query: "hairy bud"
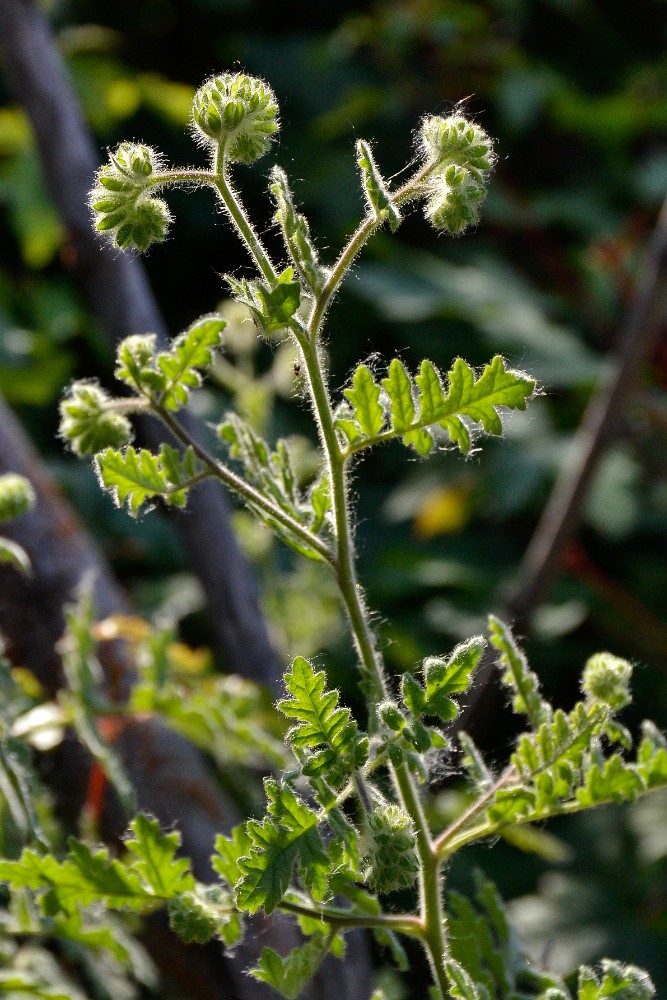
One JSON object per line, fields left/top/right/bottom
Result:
{"left": 191, "top": 72, "right": 279, "bottom": 164}
{"left": 418, "top": 114, "right": 495, "bottom": 236}
{"left": 59, "top": 382, "right": 134, "bottom": 457}
{"left": 363, "top": 804, "right": 419, "bottom": 894}
{"left": 0, "top": 473, "right": 35, "bottom": 524}
{"left": 89, "top": 142, "right": 172, "bottom": 252}
{"left": 582, "top": 653, "right": 633, "bottom": 712}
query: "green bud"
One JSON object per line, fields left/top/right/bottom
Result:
{"left": 90, "top": 143, "right": 172, "bottom": 252}
{"left": 420, "top": 115, "right": 495, "bottom": 174}
{"left": 191, "top": 72, "right": 279, "bottom": 164}
{"left": 59, "top": 382, "right": 133, "bottom": 458}
{"left": 0, "top": 473, "right": 35, "bottom": 524}
{"left": 582, "top": 653, "right": 633, "bottom": 712}
{"left": 417, "top": 113, "right": 495, "bottom": 236}
{"left": 363, "top": 804, "right": 419, "bottom": 894}
{"left": 378, "top": 700, "right": 405, "bottom": 732}
{"left": 424, "top": 168, "right": 487, "bottom": 235}
{"left": 168, "top": 887, "right": 221, "bottom": 944}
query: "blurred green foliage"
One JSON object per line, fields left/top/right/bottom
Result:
{"left": 1, "top": 0, "right": 667, "bottom": 993}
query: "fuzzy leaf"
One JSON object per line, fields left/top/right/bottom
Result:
{"left": 212, "top": 824, "right": 253, "bottom": 888}
{"left": 95, "top": 444, "right": 198, "bottom": 515}
{"left": 278, "top": 656, "right": 368, "bottom": 785}
{"left": 0, "top": 846, "right": 148, "bottom": 916}
{"left": 338, "top": 355, "right": 534, "bottom": 457}
{"left": 236, "top": 780, "right": 330, "bottom": 914}
{"left": 343, "top": 365, "right": 384, "bottom": 438}
{"left": 156, "top": 314, "right": 225, "bottom": 410}
{"left": 124, "top": 814, "right": 194, "bottom": 897}
{"left": 489, "top": 616, "right": 551, "bottom": 729}
{"left": 382, "top": 358, "right": 415, "bottom": 433}
{"left": 421, "top": 637, "right": 485, "bottom": 721}
{"left": 252, "top": 934, "right": 331, "bottom": 999}
{"left": 575, "top": 755, "right": 645, "bottom": 808}
{"left": 356, "top": 139, "right": 401, "bottom": 231}
{"left": 578, "top": 960, "right": 655, "bottom": 999}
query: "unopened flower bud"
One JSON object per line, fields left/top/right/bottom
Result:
{"left": 191, "top": 72, "right": 279, "bottom": 164}
{"left": 0, "top": 473, "right": 35, "bottom": 524}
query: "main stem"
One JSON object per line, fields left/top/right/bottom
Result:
{"left": 215, "top": 156, "right": 451, "bottom": 997}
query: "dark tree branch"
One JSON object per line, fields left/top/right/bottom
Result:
{"left": 506, "top": 195, "right": 667, "bottom": 628}
{"left": 0, "top": 0, "right": 283, "bottom": 690}
{"left": 453, "top": 196, "right": 667, "bottom": 735}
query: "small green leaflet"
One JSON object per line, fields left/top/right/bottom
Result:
{"left": 212, "top": 824, "right": 253, "bottom": 888}
{"left": 278, "top": 656, "right": 368, "bottom": 785}
{"left": 252, "top": 933, "right": 332, "bottom": 999}
{"left": 124, "top": 814, "right": 194, "bottom": 897}
{"left": 236, "top": 779, "right": 330, "bottom": 914}
{"left": 156, "top": 315, "right": 226, "bottom": 410}
{"left": 336, "top": 355, "right": 535, "bottom": 457}
{"left": 0, "top": 815, "right": 194, "bottom": 917}
{"left": 445, "top": 959, "right": 481, "bottom": 1000}
{"left": 578, "top": 960, "right": 655, "bottom": 999}
{"left": 356, "top": 139, "right": 401, "bottom": 231}
{"left": 343, "top": 364, "right": 384, "bottom": 438}
{"left": 400, "top": 638, "right": 484, "bottom": 724}
{"left": 227, "top": 269, "right": 301, "bottom": 335}
{"left": 95, "top": 443, "right": 199, "bottom": 515}
{"left": 489, "top": 615, "right": 551, "bottom": 729}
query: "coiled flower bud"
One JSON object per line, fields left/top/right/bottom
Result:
{"left": 0, "top": 473, "right": 35, "bottom": 524}
{"left": 89, "top": 142, "right": 172, "bottom": 252}
{"left": 191, "top": 72, "right": 279, "bottom": 163}
{"left": 59, "top": 382, "right": 133, "bottom": 457}
{"left": 363, "top": 804, "right": 419, "bottom": 894}
{"left": 418, "top": 114, "right": 495, "bottom": 236}
{"left": 582, "top": 653, "right": 633, "bottom": 712}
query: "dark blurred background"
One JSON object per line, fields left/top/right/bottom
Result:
{"left": 1, "top": 0, "right": 667, "bottom": 992}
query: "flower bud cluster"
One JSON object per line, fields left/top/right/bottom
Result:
{"left": 419, "top": 115, "right": 495, "bottom": 235}
{"left": 0, "top": 473, "right": 35, "bottom": 524}
{"left": 59, "top": 382, "right": 133, "bottom": 457}
{"left": 363, "top": 804, "right": 419, "bottom": 894}
{"left": 89, "top": 142, "right": 172, "bottom": 252}
{"left": 582, "top": 652, "right": 633, "bottom": 712}
{"left": 191, "top": 72, "right": 279, "bottom": 164}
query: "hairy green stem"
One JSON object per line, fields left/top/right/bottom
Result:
{"left": 280, "top": 899, "right": 424, "bottom": 937}
{"left": 213, "top": 151, "right": 451, "bottom": 995}
{"left": 212, "top": 153, "right": 277, "bottom": 284}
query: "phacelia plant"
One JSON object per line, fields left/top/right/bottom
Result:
{"left": 2, "top": 70, "right": 665, "bottom": 1000}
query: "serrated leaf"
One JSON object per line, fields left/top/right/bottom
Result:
{"left": 382, "top": 358, "right": 415, "bottom": 433}
{"left": 575, "top": 755, "right": 645, "bottom": 808}
{"left": 236, "top": 780, "right": 330, "bottom": 914}
{"left": 489, "top": 616, "right": 551, "bottom": 729}
{"left": 343, "top": 365, "right": 384, "bottom": 438}
{"left": 212, "top": 824, "right": 253, "bottom": 887}
{"left": 339, "top": 354, "right": 534, "bottom": 458}
{"left": 415, "top": 359, "right": 446, "bottom": 423}
{"left": 124, "top": 814, "right": 194, "bottom": 897}
{"left": 422, "top": 637, "right": 485, "bottom": 721}
{"left": 278, "top": 656, "right": 367, "bottom": 786}
{"left": 156, "top": 314, "right": 225, "bottom": 410}
{"left": 94, "top": 444, "right": 197, "bottom": 515}
{"left": 252, "top": 934, "right": 331, "bottom": 999}
{"left": 0, "top": 846, "right": 149, "bottom": 916}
